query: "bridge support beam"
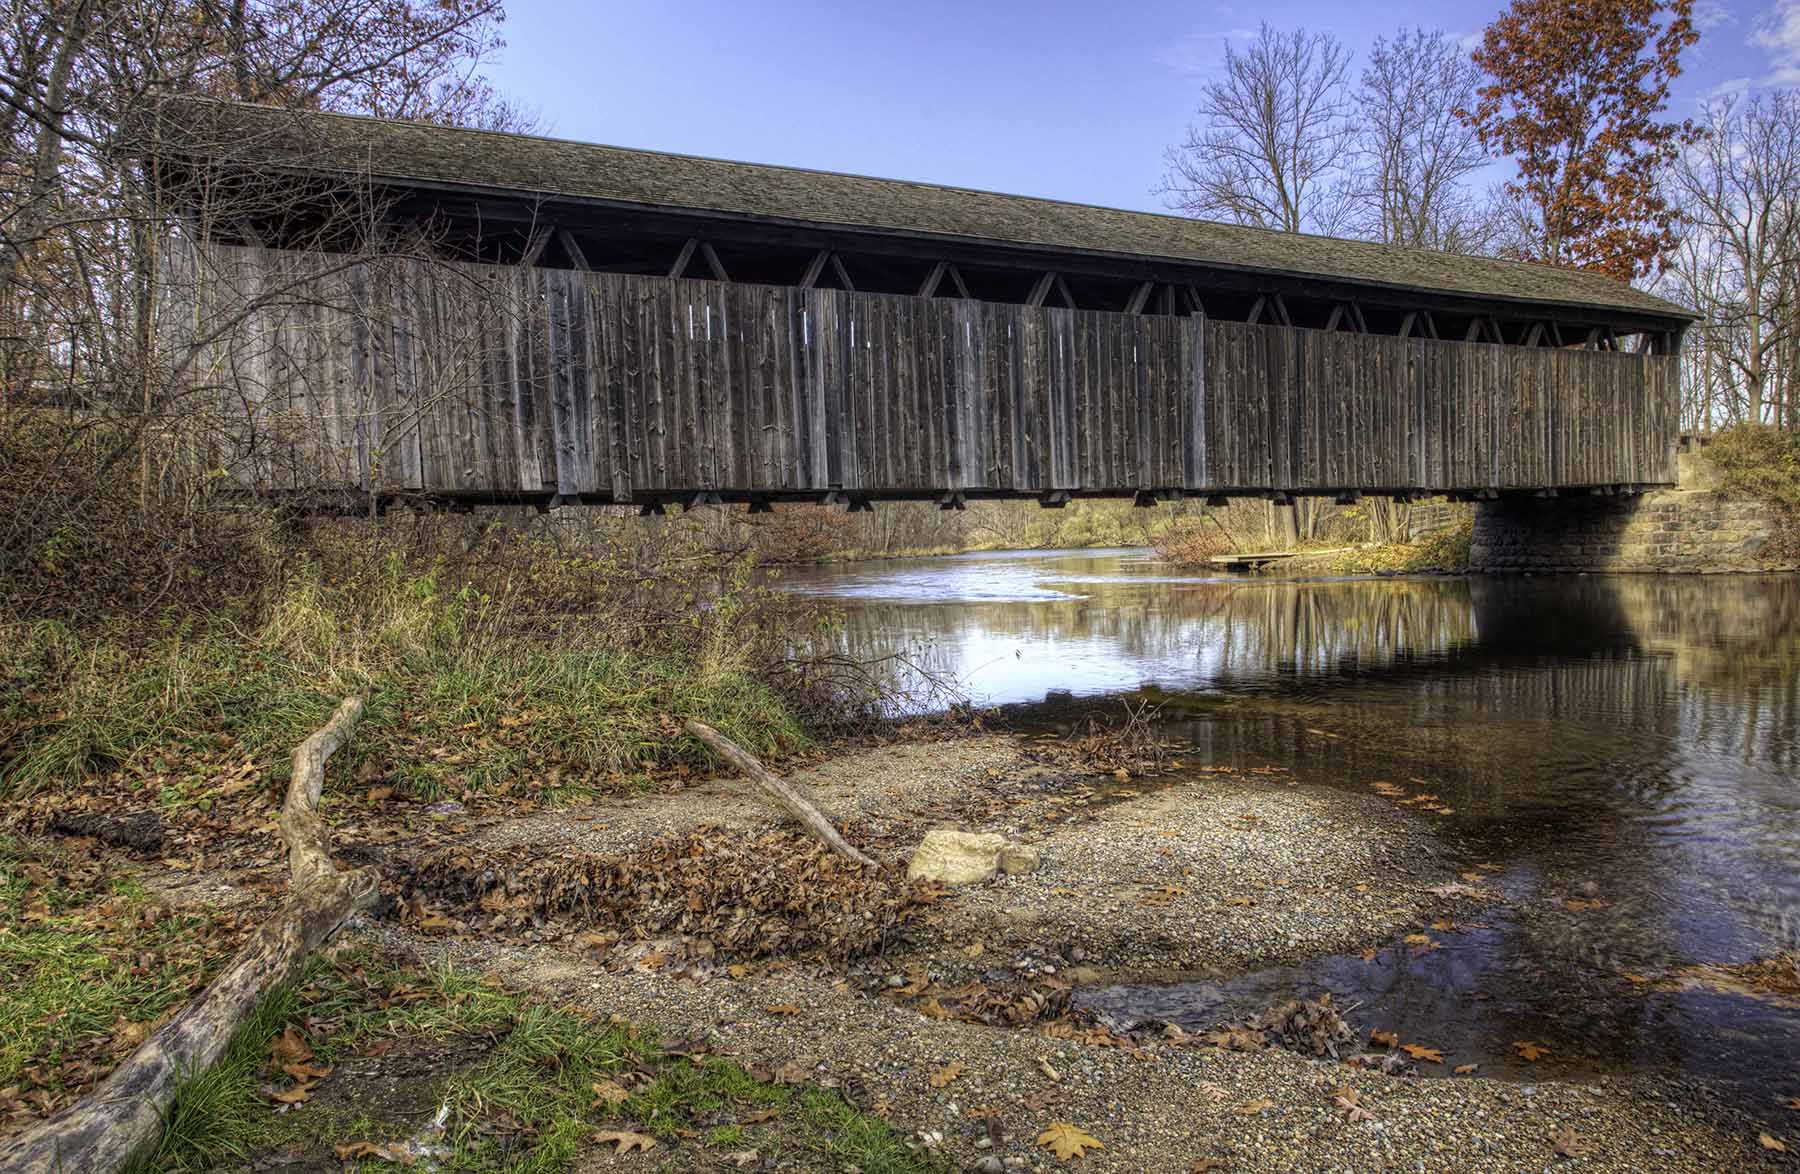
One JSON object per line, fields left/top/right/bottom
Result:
{"left": 1469, "top": 493, "right": 1644, "bottom": 572}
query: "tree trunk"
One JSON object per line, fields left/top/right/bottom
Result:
{"left": 684, "top": 719, "right": 877, "bottom": 868}
{"left": 0, "top": 698, "right": 376, "bottom": 1174}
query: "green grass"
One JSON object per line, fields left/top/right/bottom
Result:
{"left": 120, "top": 950, "right": 929, "bottom": 1173}
{"left": 0, "top": 555, "right": 811, "bottom": 803}
{"left": 0, "top": 839, "right": 231, "bottom": 1110}
{"left": 1331, "top": 517, "right": 1473, "bottom": 575}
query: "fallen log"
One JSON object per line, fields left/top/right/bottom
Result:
{"left": 683, "top": 719, "right": 877, "bottom": 869}
{"left": 0, "top": 697, "right": 377, "bottom": 1174}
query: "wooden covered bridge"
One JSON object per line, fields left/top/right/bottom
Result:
{"left": 154, "top": 99, "right": 1691, "bottom": 512}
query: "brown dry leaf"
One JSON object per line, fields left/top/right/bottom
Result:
{"left": 1401, "top": 1043, "right": 1445, "bottom": 1063}
{"left": 269, "top": 1025, "right": 312, "bottom": 1066}
{"left": 282, "top": 1062, "right": 331, "bottom": 1081}
{"left": 772, "top": 1060, "right": 809, "bottom": 1085}
{"left": 1359, "top": 948, "right": 1379, "bottom": 962}
{"left": 1761, "top": 1133, "right": 1788, "bottom": 1152}
{"left": 1453, "top": 1063, "right": 1479, "bottom": 1075}
{"left": 764, "top": 1003, "right": 801, "bottom": 1016}
{"left": 593, "top": 1129, "right": 658, "bottom": 1154}
{"left": 929, "top": 1061, "right": 966, "bottom": 1088}
{"left": 334, "top": 1141, "right": 409, "bottom": 1161}
{"left": 1431, "top": 919, "right": 1456, "bottom": 932}
{"left": 1189, "top": 1160, "right": 1228, "bottom": 1173}
{"left": 266, "top": 1084, "right": 312, "bottom": 1105}
{"left": 1197, "top": 1081, "right": 1227, "bottom": 1103}
{"left": 1514, "top": 1040, "right": 1550, "bottom": 1062}
{"left": 1234, "top": 1097, "right": 1275, "bottom": 1115}
{"left": 1333, "top": 1086, "right": 1375, "bottom": 1123}
{"left": 1037, "top": 1121, "right": 1104, "bottom": 1161}
{"left": 1784, "top": 1097, "right": 1800, "bottom": 1111}
{"left": 1551, "top": 1124, "right": 1589, "bottom": 1158}
{"left": 1369, "top": 1029, "right": 1399, "bottom": 1049}
{"left": 738, "top": 1107, "right": 779, "bottom": 1125}
{"left": 724, "top": 1152, "right": 760, "bottom": 1169}
{"left": 591, "top": 1079, "right": 631, "bottom": 1108}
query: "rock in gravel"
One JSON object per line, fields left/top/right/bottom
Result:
{"left": 910, "top": 830, "right": 1033, "bottom": 885}
{"left": 998, "top": 843, "right": 1042, "bottom": 875}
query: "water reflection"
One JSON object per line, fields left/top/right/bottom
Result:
{"left": 778, "top": 552, "right": 1800, "bottom": 1100}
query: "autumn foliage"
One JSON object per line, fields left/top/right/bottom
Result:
{"left": 1460, "top": 0, "right": 1700, "bottom": 281}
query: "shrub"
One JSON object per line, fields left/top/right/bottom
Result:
{"left": 1705, "top": 425, "right": 1800, "bottom": 559}
{"left": 1153, "top": 516, "right": 1235, "bottom": 565}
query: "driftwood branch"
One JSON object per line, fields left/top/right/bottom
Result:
{"left": 0, "top": 698, "right": 376, "bottom": 1174}
{"left": 684, "top": 719, "right": 877, "bottom": 869}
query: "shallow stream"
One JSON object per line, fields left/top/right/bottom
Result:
{"left": 778, "top": 550, "right": 1800, "bottom": 1103}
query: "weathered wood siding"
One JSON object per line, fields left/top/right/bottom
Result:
{"left": 166, "top": 243, "right": 1679, "bottom": 497}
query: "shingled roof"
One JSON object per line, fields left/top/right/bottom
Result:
{"left": 155, "top": 97, "right": 1692, "bottom": 322}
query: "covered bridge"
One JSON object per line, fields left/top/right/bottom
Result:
{"left": 153, "top": 98, "right": 1691, "bottom": 510}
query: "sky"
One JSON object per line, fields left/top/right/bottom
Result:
{"left": 486, "top": 0, "right": 1799, "bottom": 216}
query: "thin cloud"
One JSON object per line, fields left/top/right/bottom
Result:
{"left": 1752, "top": 0, "right": 1800, "bottom": 85}
{"left": 1157, "top": 25, "right": 1258, "bottom": 79}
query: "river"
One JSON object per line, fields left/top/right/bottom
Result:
{"left": 777, "top": 549, "right": 1800, "bottom": 1104}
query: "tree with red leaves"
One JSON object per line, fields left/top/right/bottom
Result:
{"left": 1460, "top": 0, "right": 1700, "bottom": 282}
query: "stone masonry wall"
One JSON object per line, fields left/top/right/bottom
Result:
{"left": 1469, "top": 451, "right": 1787, "bottom": 573}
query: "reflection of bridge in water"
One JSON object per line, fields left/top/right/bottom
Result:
{"left": 797, "top": 559, "right": 1800, "bottom": 1095}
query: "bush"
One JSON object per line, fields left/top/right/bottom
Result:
{"left": 1152, "top": 516, "right": 1235, "bottom": 565}
{"left": 1705, "top": 425, "right": 1800, "bottom": 559}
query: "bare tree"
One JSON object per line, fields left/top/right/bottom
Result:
{"left": 1662, "top": 90, "right": 1800, "bottom": 430}
{"left": 1350, "top": 28, "right": 1493, "bottom": 252}
{"left": 0, "top": 0, "right": 529, "bottom": 606}
{"left": 1159, "top": 23, "right": 1354, "bottom": 234}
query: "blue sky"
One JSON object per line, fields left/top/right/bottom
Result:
{"left": 487, "top": 0, "right": 1796, "bottom": 215}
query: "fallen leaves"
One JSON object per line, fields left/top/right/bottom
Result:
{"left": 269, "top": 1025, "right": 312, "bottom": 1066}
{"left": 591, "top": 1079, "right": 631, "bottom": 1108}
{"left": 928, "top": 1061, "right": 965, "bottom": 1088}
{"left": 1333, "top": 1085, "right": 1375, "bottom": 1123}
{"left": 1551, "top": 1124, "right": 1589, "bottom": 1158}
{"left": 1037, "top": 1120, "right": 1104, "bottom": 1161}
{"left": 1453, "top": 1063, "right": 1479, "bottom": 1075}
{"left": 593, "top": 1129, "right": 658, "bottom": 1154}
{"left": 334, "top": 1141, "right": 414, "bottom": 1162}
{"left": 1400, "top": 1043, "right": 1445, "bottom": 1063}
{"left": 1761, "top": 1133, "right": 1789, "bottom": 1152}
{"left": 1234, "top": 1097, "right": 1275, "bottom": 1116}
{"left": 1369, "top": 1029, "right": 1400, "bottom": 1049}
{"left": 1513, "top": 1040, "right": 1550, "bottom": 1062}
{"left": 763, "top": 1003, "right": 801, "bottom": 1016}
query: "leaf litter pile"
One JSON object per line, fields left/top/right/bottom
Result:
{"left": 397, "top": 824, "right": 924, "bottom": 962}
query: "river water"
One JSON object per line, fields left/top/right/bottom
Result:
{"left": 778, "top": 550, "right": 1800, "bottom": 1103}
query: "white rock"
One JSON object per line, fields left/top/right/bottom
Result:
{"left": 907, "top": 830, "right": 1009, "bottom": 885}
{"left": 998, "top": 843, "right": 1042, "bottom": 875}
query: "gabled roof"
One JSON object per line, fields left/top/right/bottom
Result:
{"left": 154, "top": 97, "right": 1693, "bottom": 322}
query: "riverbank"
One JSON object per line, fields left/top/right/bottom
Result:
{"left": 7, "top": 728, "right": 1793, "bottom": 1171}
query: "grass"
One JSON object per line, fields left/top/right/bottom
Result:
{"left": 0, "top": 553, "right": 812, "bottom": 804}
{"left": 1330, "top": 517, "right": 1474, "bottom": 575}
{"left": 0, "top": 837, "right": 237, "bottom": 1116}
{"left": 113, "top": 948, "right": 931, "bottom": 1173}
